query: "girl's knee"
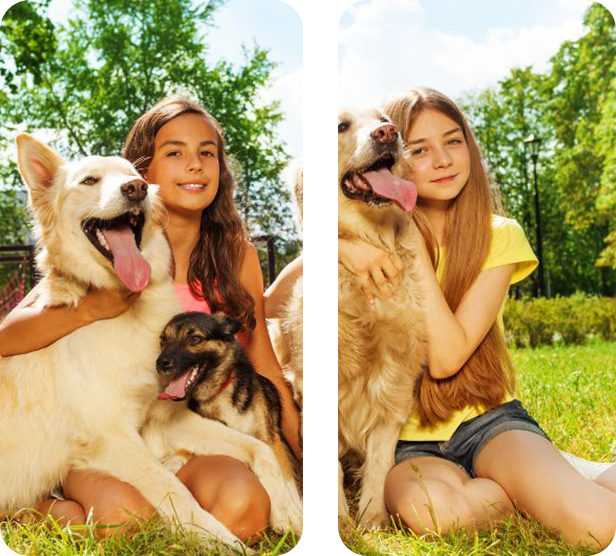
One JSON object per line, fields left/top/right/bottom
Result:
{"left": 217, "top": 476, "right": 270, "bottom": 519}
{"left": 88, "top": 484, "right": 157, "bottom": 537}
{"left": 387, "top": 477, "right": 475, "bottom": 535}
{"left": 36, "top": 499, "right": 86, "bottom": 528}
{"left": 557, "top": 498, "right": 616, "bottom": 548}
{"left": 213, "top": 476, "right": 271, "bottom": 541}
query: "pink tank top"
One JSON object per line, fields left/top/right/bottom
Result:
{"left": 173, "top": 283, "right": 212, "bottom": 314}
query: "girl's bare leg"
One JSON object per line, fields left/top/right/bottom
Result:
{"left": 34, "top": 498, "right": 86, "bottom": 528}
{"left": 33, "top": 456, "right": 270, "bottom": 543}
{"left": 475, "top": 431, "right": 616, "bottom": 548}
{"left": 384, "top": 456, "right": 514, "bottom": 534}
{"left": 176, "top": 455, "right": 270, "bottom": 543}
{"left": 596, "top": 464, "right": 616, "bottom": 492}
{"left": 63, "top": 469, "right": 157, "bottom": 538}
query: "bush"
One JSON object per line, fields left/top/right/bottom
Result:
{"left": 503, "top": 293, "right": 616, "bottom": 348}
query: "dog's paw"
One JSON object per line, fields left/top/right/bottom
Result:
{"left": 269, "top": 481, "right": 303, "bottom": 536}
{"left": 358, "top": 507, "right": 389, "bottom": 530}
{"left": 270, "top": 513, "right": 302, "bottom": 537}
{"left": 338, "top": 513, "right": 356, "bottom": 537}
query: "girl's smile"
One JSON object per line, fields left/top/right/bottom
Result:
{"left": 430, "top": 173, "right": 459, "bottom": 184}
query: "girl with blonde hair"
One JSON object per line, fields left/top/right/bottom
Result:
{"left": 338, "top": 87, "right": 616, "bottom": 547}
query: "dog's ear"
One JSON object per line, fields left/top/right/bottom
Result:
{"left": 212, "top": 313, "right": 242, "bottom": 336}
{"left": 16, "top": 134, "right": 64, "bottom": 200}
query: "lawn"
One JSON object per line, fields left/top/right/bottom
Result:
{"left": 1, "top": 515, "right": 298, "bottom": 555}
{"left": 339, "top": 340, "right": 616, "bottom": 556}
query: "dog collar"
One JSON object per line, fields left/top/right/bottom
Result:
{"left": 216, "top": 370, "right": 235, "bottom": 396}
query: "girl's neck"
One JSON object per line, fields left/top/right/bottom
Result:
{"left": 417, "top": 199, "right": 448, "bottom": 245}
{"left": 164, "top": 211, "right": 202, "bottom": 283}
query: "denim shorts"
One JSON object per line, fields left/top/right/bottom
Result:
{"left": 395, "top": 399, "right": 550, "bottom": 478}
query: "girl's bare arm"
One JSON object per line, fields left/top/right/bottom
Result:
{"left": 0, "top": 284, "right": 140, "bottom": 357}
{"left": 263, "top": 254, "right": 303, "bottom": 319}
{"left": 238, "top": 244, "right": 302, "bottom": 459}
{"left": 413, "top": 239, "right": 514, "bottom": 379}
{"left": 338, "top": 235, "right": 514, "bottom": 379}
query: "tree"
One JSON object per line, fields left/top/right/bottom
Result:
{"left": 0, "top": 0, "right": 297, "bottom": 250}
{"left": 545, "top": 3, "right": 616, "bottom": 270}
{"left": 459, "top": 31, "right": 616, "bottom": 297}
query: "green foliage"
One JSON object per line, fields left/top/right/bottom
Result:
{"left": 504, "top": 293, "right": 616, "bottom": 347}
{"left": 0, "top": 0, "right": 299, "bottom": 257}
{"left": 459, "top": 3, "right": 616, "bottom": 296}
{"left": 0, "top": 0, "right": 56, "bottom": 93}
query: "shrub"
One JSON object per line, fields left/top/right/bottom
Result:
{"left": 503, "top": 293, "right": 616, "bottom": 348}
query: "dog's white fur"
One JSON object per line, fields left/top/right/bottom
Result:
{"left": 0, "top": 135, "right": 301, "bottom": 550}
{"left": 338, "top": 109, "right": 426, "bottom": 527}
{"left": 277, "top": 162, "right": 303, "bottom": 409}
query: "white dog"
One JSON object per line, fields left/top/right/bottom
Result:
{"left": 338, "top": 108, "right": 426, "bottom": 528}
{"left": 0, "top": 135, "right": 301, "bottom": 551}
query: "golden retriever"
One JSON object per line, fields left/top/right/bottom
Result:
{"left": 338, "top": 108, "right": 426, "bottom": 528}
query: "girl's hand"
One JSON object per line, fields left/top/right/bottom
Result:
{"left": 78, "top": 287, "right": 141, "bottom": 323}
{"left": 338, "top": 237, "right": 403, "bottom": 302}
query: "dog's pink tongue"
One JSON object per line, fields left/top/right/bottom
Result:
{"left": 158, "top": 370, "right": 190, "bottom": 400}
{"left": 102, "top": 226, "right": 151, "bottom": 293}
{"left": 363, "top": 168, "right": 418, "bottom": 212}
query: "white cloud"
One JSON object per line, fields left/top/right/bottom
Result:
{"left": 338, "top": 0, "right": 588, "bottom": 108}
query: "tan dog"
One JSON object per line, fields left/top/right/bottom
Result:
{"left": 271, "top": 161, "right": 304, "bottom": 411}
{"left": 338, "top": 108, "right": 427, "bottom": 528}
{"left": 0, "top": 135, "right": 302, "bottom": 551}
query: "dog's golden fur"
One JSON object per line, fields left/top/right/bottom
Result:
{"left": 0, "top": 135, "right": 301, "bottom": 550}
{"left": 338, "top": 108, "right": 426, "bottom": 527}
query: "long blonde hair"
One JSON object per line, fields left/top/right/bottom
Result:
{"left": 384, "top": 87, "right": 515, "bottom": 427}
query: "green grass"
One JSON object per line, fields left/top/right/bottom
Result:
{"left": 339, "top": 340, "right": 616, "bottom": 556}
{"left": 2, "top": 513, "right": 298, "bottom": 555}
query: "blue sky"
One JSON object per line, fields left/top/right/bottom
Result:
{"left": 340, "top": 0, "right": 590, "bottom": 42}
{"left": 338, "top": 0, "right": 597, "bottom": 107}
{"left": 47, "top": 0, "right": 304, "bottom": 156}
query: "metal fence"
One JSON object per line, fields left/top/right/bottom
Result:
{"left": 0, "top": 237, "right": 277, "bottom": 295}
{"left": 0, "top": 245, "right": 37, "bottom": 289}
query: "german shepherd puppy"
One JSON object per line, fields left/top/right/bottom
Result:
{"left": 156, "top": 312, "right": 296, "bottom": 481}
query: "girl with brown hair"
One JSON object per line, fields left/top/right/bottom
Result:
{"left": 338, "top": 87, "right": 616, "bottom": 547}
{"left": 0, "top": 96, "right": 301, "bottom": 542}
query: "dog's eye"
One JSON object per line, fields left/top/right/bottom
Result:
{"left": 81, "top": 176, "right": 100, "bottom": 186}
{"left": 188, "top": 335, "right": 203, "bottom": 345}
{"left": 380, "top": 117, "right": 389, "bottom": 123}
{"left": 338, "top": 122, "right": 350, "bottom": 133}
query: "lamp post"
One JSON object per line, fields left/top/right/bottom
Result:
{"left": 523, "top": 134, "right": 545, "bottom": 297}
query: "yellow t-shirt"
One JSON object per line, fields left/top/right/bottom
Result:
{"left": 398, "top": 215, "right": 538, "bottom": 442}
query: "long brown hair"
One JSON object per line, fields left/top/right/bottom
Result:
{"left": 123, "top": 96, "right": 256, "bottom": 330}
{"left": 384, "top": 87, "right": 515, "bottom": 427}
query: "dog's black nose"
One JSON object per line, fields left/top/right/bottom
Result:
{"left": 156, "top": 357, "right": 173, "bottom": 373}
{"left": 371, "top": 124, "right": 398, "bottom": 144}
{"left": 121, "top": 179, "right": 148, "bottom": 202}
